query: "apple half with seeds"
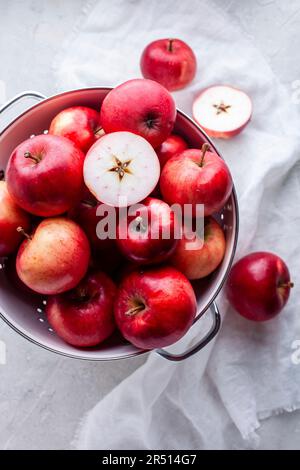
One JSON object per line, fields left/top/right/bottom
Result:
{"left": 84, "top": 131, "right": 160, "bottom": 207}
{"left": 193, "top": 85, "right": 252, "bottom": 139}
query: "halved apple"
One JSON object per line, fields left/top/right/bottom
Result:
{"left": 193, "top": 85, "right": 252, "bottom": 139}
{"left": 84, "top": 131, "right": 160, "bottom": 207}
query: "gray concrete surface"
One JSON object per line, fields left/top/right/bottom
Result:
{"left": 0, "top": 0, "right": 300, "bottom": 450}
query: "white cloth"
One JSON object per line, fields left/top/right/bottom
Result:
{"left": 54, "top": 0, "right": 300, "bottom": 449}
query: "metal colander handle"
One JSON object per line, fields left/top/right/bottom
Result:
{"left": 156, "top": 301, "right": 221, "bottom": 362}
{"left": 0, "top": 91, "right": 46, "bottom": 116}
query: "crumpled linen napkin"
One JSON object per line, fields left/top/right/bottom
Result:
{"left": 54, "top": 0, "right": 300, "bottom": 449}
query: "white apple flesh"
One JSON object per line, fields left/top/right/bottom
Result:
{"left": 84, "top": 131, "right": 160, "bottom": 207}
{"left": 193, "top": 85, "right": 252, "bottom": 139}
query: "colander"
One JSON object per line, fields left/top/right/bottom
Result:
{"left": 0, "top": 88, "right": 238, "bottom": 362}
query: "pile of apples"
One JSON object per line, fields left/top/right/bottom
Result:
{"left": 0, "top": 75, "right": 234, "bottom": 351}
{"left": 0, "top": 38, "right": 293, "bottom": 354}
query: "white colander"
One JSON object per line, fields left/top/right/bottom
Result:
{"left": 0, "top": 88, "right": 238, "bottom": 361}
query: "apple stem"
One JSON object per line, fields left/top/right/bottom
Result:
{"left": 82, "top": 199, "right": 97, "bottom": 208}
{"left": 94, "top": 126, "right": 103, "bottom": 137}
{"left": 68, "top": 286, "right": 92, "bottom": 303}
{"left": 199, "top": 143, "right": 210, "bottom": 167}
{"left": 0, "top": 169, "right": 4, "bottom": 181}
{"left": 17, "top": 226, "right": 32, "bottom": 240}
{"left": 126, "top": 304, "right": 145, "bottom": 316}
{"left": 280, "top": 281, "right": 294, "bottom": 289}
{"left": 167, "top": 38, "right": 174, "bottom": 52}
{"left": 24, "top": 151, "right": 40, "bottom": 164}
{"left": 77, "top": 286, "right": 87, "bottom": 297}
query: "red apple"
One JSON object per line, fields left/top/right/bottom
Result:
{"left": 150, "top": 134, "right": 188, "bottom": 197}
{"left": 116, "top": 197, "right": 178, "bottom": 265}
{"left": 49, "top": 106, "right": 102, "bottom": 153}
{"left": 46, "top": 270, "right": 116, "bottom": 347}
{"left": 193, "top": 85, "right": 252, "bottom": 139}
{"left": 140, "top": 38, "right": 197, "bottom": 91}
{"left": 16, "top": 217, "right": 90, "bottom": 295}
{"left": 171, "top": 217, "right": 225, "bottom": 279}
{"left": 226, "top": 252, "right": 293, "bottom": 321}
{"left": 0, "top": 180, "right": 31, "bottom": 257}
{"left": 160, "top": 143, "right": 233, "bottom": 216}
{"left": 114, "top": 266, "right": 197, "bottom": 349}
{"left": 156, "top": 134, "right": 188, "bottom": 168}
{"left": 68, "top": 199, "right": 123, "bottom": 274}
{"left": 6, "top": 134, "right": 85, "bottom": 217}
{"left": 100, "top": 79, "right": 176, "bottom": 148}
